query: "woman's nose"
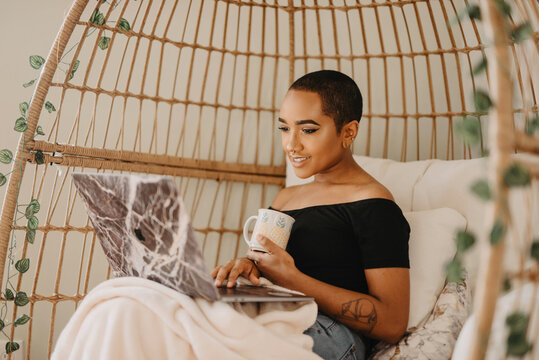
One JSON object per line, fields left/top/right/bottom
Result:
{"left": 286, "top": 132, "right": 302, "bottom": 153}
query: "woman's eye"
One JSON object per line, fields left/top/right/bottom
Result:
{"left": 302, "top": 128, "right": 318, "bottom": 134}
{"left": 278, "top": 126, "right": 289, "bottom": 132}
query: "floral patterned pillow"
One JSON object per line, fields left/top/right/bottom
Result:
{"left": 369, "top": 280, "right": 471, "bottom": 360}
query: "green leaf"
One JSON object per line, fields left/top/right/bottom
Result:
{"left": 69, "top": 60, "right": 80, "bottom": 80}
{"left": 472, "top": 58, "right": 488, "bottom": 75}
{"left": 5, "top": 289, "right": 14, "bottom": 300}
{"left": 473, "top": 90, "right": 493, "bottom": 112}
{"left": 503, "top": 277, "right": 512, "bottom": 292}
{"left": 14, "top": 291, "right": 29, "bottom": 306}
{"left": 511, "top": 22, "right": 532, "bottom": 43}
{"left": 29, "top": 199, "right": 40, "bottom": 213}
{"left": 26, "top": 229, "right": 36, "bottom": 244}
{"left": 494, "top": 0, "right": 512, "bottom": 17}
{"left": 525, "top": 114, "right": 539, "bottom": 135}
{"left": 90, "top": 9, "right": 105, "bottom": 26}
{"left": 0, "top": 149, "right": 13, "bottom": 164}
{"left": 506, "top": 311, "right": 528, "bottom": 333}
{"left": 490, "top": 219, "right": 506, "bottom": 245}
{"left": 19, "top": 102, "right": 29, "bottom": 116}
{"left": 28, "top": 216, "right": 39, "bottom": 231}
{"left": 456, "top": 230, "right": 476, "bottom": 252}
{"left": 15, "top": 258, "right": 30, "bottom": 274}
{"left": 29, "top": 55, "right": 45, "bottom": 70}
{"left": 0, "top": 173, "right": 6, "bottom": 187}
{"left": 23, "top": 79, "right": 35, "bottom": 88}
{"left": 471, "top": 180, "right": 492, "bottom": 201}
{"left": 34, "top": 150, "right": 45, "bottom": 165}
{"left": 36, "top": 125, "right": 45, "bottom": 136}
{"left": 5, "top": 342, "right": 20, "bottom": 354}
{"left": 456, "top": 116, "right": 481, "bottom": 146}
{"left": 447, "top": 4, "right": 481, "bottom": 27}
{"left": 0, "top": 319, "right": 4, "bottom": 331}
{"left": 530, "top": 241, "right": 539, "bottom": 261}
{"left": 445, "top": 258, "right": 465, "bottom": 283}
{"left": 504, "top": 163, "right": 531, "bottom": 187}
{"left": 466, "top": 4, "right": 481, "bottom": 20}
{"left": 44, "top": 101, "right": 56, "bottom": 113}
{"left": 118, "top": 18, "right": 131, "bottom": 31}
{"left": 90, "top": 9, "right": 98, "bottom": 23}
{"left": 14, "top": 118, "right": 28, "bottom": 132}
{"left": 507, "top": 332, "right": 532, "bottom": 356}
{"left": 98, "top": 36, "right": 111, "bottom": 50}
{"left": 25, "top": 204, "right": 35, "bottom": 219}
{"left": 14, "top": 314, "right": 31, "bottom": 327}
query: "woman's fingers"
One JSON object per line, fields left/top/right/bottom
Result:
{"left": 257, "top": 235, "right": 280, "bottom": 254}
{"left": 210, "top": 266, "right": 221, "bottom": 278}
{"left": 227, "top": 263, "right": 244, "bottom": 287}
{"left": 246, "top": 249, "right": 264, "bottom": 263}
{"left": 213, "top": 259, "right": 256, "bottom": 287}
{"left": 248, "top": 269, "right": 260, "bottom": 285}
{"left": 214, "top": 263, "right": 233, "bottom": 287}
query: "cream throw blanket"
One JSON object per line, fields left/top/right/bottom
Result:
{"left": 51, "top": 277, "right": 322, "bottom": 360}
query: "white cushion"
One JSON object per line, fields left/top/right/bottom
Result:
{"left": 412, "top": 158, "right": 488, "bottom": 292}
{"left": 371, "top": 280, "right": 471, "bottom": 359}
{"left": 404, "top": 208, "right": 466, "bottom": 329}
{"left": 413, "top": 155, "right": 539, "bottom": 292}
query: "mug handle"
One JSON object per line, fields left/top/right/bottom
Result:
{"left": 243, "top": 215, "right": 258, "bottom": 247}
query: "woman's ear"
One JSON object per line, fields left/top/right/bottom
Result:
{"left": 341, "top": 120, "right": 359, "bottom": 148}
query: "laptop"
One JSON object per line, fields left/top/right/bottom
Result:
{"left": 72, "top": 172, "right": 313, "bottom": 303}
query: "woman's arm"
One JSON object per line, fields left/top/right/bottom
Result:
{"left": 247, "top": 236, "right": 410, "bottom": 344}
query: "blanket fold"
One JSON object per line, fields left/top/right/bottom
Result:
{"left": 52, "top": 277, "right": 322, "bottom": 360}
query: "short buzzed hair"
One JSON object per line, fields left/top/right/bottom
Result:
{"left": 289, "top": 70, "right": 363, "bottom": 133}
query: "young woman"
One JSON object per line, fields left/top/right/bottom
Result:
{"left": 212, "top": 70, "right": 410, "bottom": 360}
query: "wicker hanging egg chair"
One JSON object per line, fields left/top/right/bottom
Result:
{"left": 0, "top": 0, "right": 537, "bottom": 359}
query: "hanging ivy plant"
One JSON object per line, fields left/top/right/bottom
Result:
{"left": 0, "top": 0, "right": 135, "bottom": 354}
{"left": 449, "top": 1, "right": 535, "bottom": 357}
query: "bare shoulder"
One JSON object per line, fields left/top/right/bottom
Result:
{"left": 356, "top": 177, "right": 395, "bottom": 202}
{"left": 270, "top": 185, "right": 304, "bottom": 210}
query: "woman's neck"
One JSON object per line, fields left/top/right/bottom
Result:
{"left": 313, "top": 151, "right": 365, "bottom": 185}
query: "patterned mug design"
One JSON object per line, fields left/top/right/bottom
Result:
{"left": 243, "top": 209, "right": 295, "bottom": 252}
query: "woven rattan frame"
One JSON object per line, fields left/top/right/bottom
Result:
{"left": 0, "top": 0, "right": 537, "bottom": 359}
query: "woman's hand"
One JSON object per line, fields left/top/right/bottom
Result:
{"left": 211, "top": 258, "right": 261, "bottom": 288}
{"left": 246, "top": 235, "right": 299, "bottom": 287}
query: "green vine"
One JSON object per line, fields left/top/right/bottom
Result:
{"left": 0, "top": 0, "right": 132, "bottom": 354}
{"left": 448, "top": 1, "right": 536, "bottom": 356}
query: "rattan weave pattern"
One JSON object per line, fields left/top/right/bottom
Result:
{"left": 0, "top": 0, "right": 537, "bottom": 359}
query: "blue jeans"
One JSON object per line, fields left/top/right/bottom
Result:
{"left": 304, "top": 313, "right": 368, "bottom": 360}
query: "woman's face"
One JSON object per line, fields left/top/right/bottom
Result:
{"left": 278, "top": 90, "right": 348, "bottom": 179}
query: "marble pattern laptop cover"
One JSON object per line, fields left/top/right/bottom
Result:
{"left": 72, "top": 173, "right": 219, "bottom": 301}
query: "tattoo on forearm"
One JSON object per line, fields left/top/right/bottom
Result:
{"left": 339, "top": 298, "right": 377, "bottom": 333}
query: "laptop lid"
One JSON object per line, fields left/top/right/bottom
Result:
{"left": 72, "top": 173, "right": 220, "bottom": 301}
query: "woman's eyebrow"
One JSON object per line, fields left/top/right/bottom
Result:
{"left": 278, "top": 118, "right": 320, "bottom": 126}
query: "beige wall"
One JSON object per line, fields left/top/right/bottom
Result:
{"left": 1, "top": 0, "right": 74, "bottom": 203}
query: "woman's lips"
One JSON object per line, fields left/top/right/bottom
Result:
{"left": 290, "top": 156, "right": 311, "bottom": 168}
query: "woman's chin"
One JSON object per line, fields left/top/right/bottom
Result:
{"left": 292, "top": 168, "right": 314, "bottom": 179}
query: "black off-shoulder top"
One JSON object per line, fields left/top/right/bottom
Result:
{"left": 270, "top": 198, "right": 410, "bottom": 294}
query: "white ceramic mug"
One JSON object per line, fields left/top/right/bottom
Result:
{"left": 243, "top": 209, "right": 295, "bottom": 252}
